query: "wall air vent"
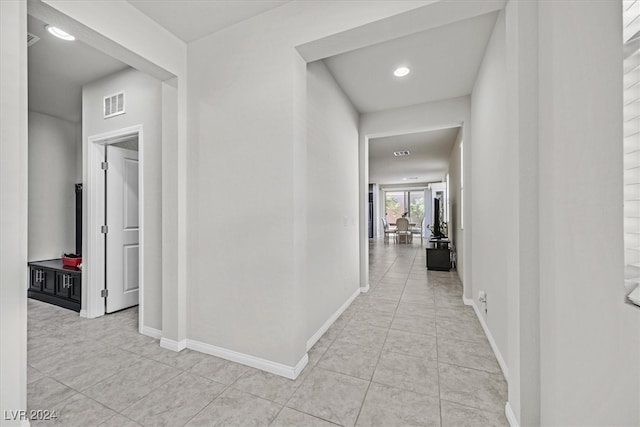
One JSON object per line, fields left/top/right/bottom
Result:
{"left": 393, "top": 150, "right": 411, "bottom": 157}
{"left": 103, "top": 91, "right": 125, "bottom": 119}
{"left": 27, "top": 32, "right": 40, "bottom": 47}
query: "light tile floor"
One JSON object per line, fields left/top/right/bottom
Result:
{"left": 27, "top": 239, "right": 508, "bottom": 426}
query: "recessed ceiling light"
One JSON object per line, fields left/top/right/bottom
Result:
{"left": 393, "top": 66, "right": 410, "bottom": 77}
{"left": 46, "top": 25, "right": 75, "bottom": 41}
{"left": 393, "top": 150, "right": 410, "bottom": 157}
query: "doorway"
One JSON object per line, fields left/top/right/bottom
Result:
{"left": 87, "top": 125, "right": 144, "bottom": 319}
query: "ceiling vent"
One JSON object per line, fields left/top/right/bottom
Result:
{"left": 27, "top": 32, "right": 40, "bottom": 47}
{"left": 393, "top": 150, "right": 411, "bottom": 157}
{"left": 104, "top": 91, "right": 125, "bottom": 119}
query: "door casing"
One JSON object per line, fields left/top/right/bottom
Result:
{"left": 86, "top": 125, "right": 144, "bottom": 331}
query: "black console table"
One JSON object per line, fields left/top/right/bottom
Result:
{"left": 426, "top": 239, "right": 451, "bottom": 271}
{"left": 28, "top": 259, "right": 81, "bottom": 312}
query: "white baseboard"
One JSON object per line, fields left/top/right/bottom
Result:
{"left": 140, "top": 325, "right": 162, "bottom": 340}
{"left": 463, "top": 297, "right": 509, "bottom": 380}
{"left": 306, "top": 287, "right": 361, "bottom": 351}
{"left": 360, "top": 283, "right": 370, "bottom": 293}
{"left": 187, "top": 338, "right": 308, "bottom": 380}
{"left": 79, "top": 309, "right": 88, "bottom": 318}
{"left": 505, "top": 402, "right": 519, "bottom": 427}
{"left": 160, "top": 337, "right": 187, "bottom": 352}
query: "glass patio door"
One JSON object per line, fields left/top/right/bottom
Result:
{"left": 384, "top": 191, "right": 425, "bottom": 224}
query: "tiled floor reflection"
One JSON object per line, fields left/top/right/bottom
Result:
{"left": 27, "top": 239, "right": 507, "bottom": 426}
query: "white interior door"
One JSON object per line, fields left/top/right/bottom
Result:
{"left": 106, "top": 144, "right": 139, "bottom": 313}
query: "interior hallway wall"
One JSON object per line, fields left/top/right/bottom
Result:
{"left": 537, "top": 1, "right": 639, "bottom": 424}
{"left": 186, "top": 1, "right": 429, "bottom": 369}
{"left": 305, "top": 60, "right": 360, "bottom": 342}
{"left": 0, "top": 0, "right": 28, "bottom": 422}
{"left": 469, "top": 10, "right": 512, "bottom": 373}
{"left": 28, "top": 112, "right": 80, "bottom": 261}
{"left": 82, "top": 68, "right": 163, "bottom": 330}
{"left": 447, "top": 128, "right": 463, "bottom": 283}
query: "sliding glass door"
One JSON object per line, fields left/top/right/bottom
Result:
{"left": 385, "top": 192, "right": 406, "bottom": 222}
{"left": 409, "top": 192, "right": 425, "bottom": 223}
{"left": 385, "top": 191, "right": 425, "bottom": 224}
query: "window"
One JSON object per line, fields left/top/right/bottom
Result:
{"left": 624, "top": 0, "right": 640, "bottom": 305}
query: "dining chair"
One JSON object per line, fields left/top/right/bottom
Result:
{"left": 410, "top": 218, "right": 424, "bottom": 243}
{"left": 395, "top": 217, "right": 412, "bottom": 244}
{"left": 381, "top": 218, "right": 396, "bottom": 242}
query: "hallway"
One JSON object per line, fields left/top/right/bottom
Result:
{"left": 27, "top": 239, "right": 507, "bottom": 426}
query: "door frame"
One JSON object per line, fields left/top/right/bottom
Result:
{"left": 86, "top": 124, "right": 144, "bottom": 328}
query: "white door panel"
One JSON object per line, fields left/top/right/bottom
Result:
{"left": 106, "top": 145, "right": 139, "bottom": 313}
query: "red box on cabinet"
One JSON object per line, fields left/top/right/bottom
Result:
{"left": 62, "top": 256, "right": 82, "bottom": 268}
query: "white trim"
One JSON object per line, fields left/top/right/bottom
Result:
{"left": 360, "top": 283, "right": 370, "bottom": 293}
{"left": 86, "top": 139, "right": 106, "bottom": 319}
{"left": 505, "top": 402, "right": 519, "bottom": 427}
{"left": 79, "top": 309, "right": 88, "bottom": 318}
{"left": 187, "top": 339, "right": 308, "bottom": 380}
{"left": 160, "top": 337, "right": 187, "bottom": 352}
{"left": 140, "top": 325, "right": 162, "bottom": 340}
{"left": 306, "top": 287, "right": 361, "bottom": 351}
{"left": 463, "top": 297, "right": 509, "bottom": 380}
{"left": 86, "top": 125, "right": 144, "bottom": 323}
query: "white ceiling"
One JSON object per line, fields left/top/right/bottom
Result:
{"left": 126, "top": 0, "right": 291, "bottom": 43}
{"left": 28, "top": 15, "right": 129, "bottom": 123}
{"left": 369, "top": 128, "right": 460, "bottom": 185}
{"left": 323, "top": 11, "right": 498, "bottom": 113}
{"left": 27, "top": 2, "right": 495, "bottom": 187}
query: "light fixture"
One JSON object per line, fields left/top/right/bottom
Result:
{"left": 46, "top": 25, "right": 75, "bottom": 41}
{"left": 393, "top": 66, "right": 410, "bottom": 77}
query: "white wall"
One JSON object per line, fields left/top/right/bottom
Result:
{"left": 186, "top": 1, "right": 429, "bottom": 369}
{"left": 469, "top": 10, "right": 512, "bottom": 372}
{"left": 447, "top": 128, "right": 463, "bottom": 282}
{"left": 82, "top": 68, "right": 163, "bottom": 330}
{"left": 537, "top": 1, "right": 639, "bottom": 424}
{"left": 0, "top": 0, "right": 28, "bottom": 423}
{"left": 504, "top": 0, "right": 541, "bottom": 422}
{"left": 305, "top": 60, "right": 360, "bottom": 341}
{"left": 28, "top": 112, "right": 80, "bottom": 261}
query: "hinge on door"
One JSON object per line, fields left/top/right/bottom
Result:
{"left": 101, "top": 225, "right": 108, "bottom": 234}
{"left": 101, "top": 289, "right": 108, "bottom": 298}
{"left": 101, "top": 161, "right": 109, "bottom": 170}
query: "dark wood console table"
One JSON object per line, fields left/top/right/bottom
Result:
{"left": 426, "top": 239, "right": 451, "bottom": 271}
